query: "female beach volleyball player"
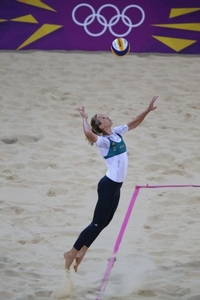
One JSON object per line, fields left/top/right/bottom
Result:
{"left": 64, "top": 96, "right": 158, "bottom": 272}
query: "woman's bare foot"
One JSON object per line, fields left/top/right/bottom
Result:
{"left": 64, "top": 249, "right": 78, "bottom": 270}
{"left": 73, "top": 246, "right": 88, "bottom": 272}
{"left": 74, "top": 254, "right": 84, "bottom": 273}
{"left": 64, "top": 252, "right": 72, "bottom": 270}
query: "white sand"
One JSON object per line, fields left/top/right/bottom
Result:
{"left": 0, "top": 51, "right": 200, "bottom": 300}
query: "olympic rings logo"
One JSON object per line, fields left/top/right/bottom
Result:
{"left": 72, "top": 4, "right": 145, "bottom": 37}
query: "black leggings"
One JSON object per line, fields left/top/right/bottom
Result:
{"left": 73, "top": 176, "right": 123, "bottom": 251}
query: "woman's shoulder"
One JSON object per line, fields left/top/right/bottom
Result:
{"left": 94, "top": 135, "right": 110, "bottom": 148}
{"left": 113, "top": 125, "right": 128, "bottom": 134}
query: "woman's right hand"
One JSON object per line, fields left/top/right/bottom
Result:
{"left": 77, "top": 106, "right": 88, "bottom": 119}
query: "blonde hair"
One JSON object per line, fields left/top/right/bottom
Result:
{"left": 88, "top": 114, "right": 103, "bottom": 145}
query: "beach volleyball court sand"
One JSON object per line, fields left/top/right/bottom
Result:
{"left": 0, "top": 51, "right": 200, "bottom": 299}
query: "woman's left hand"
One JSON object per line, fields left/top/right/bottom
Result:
{"left": 148, "top": 96, "right": 158, "bottom": 111}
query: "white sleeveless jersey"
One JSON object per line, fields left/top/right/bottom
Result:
{"left": 94, "top": 125, "right": 128, "bottom": 182}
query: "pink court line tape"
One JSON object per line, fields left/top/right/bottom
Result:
{"left": 96, "top": 184, "right": 200, "bottom": 300}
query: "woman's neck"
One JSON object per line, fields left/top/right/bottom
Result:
{"left": 102, "top": 128, "right": 112, "bottom": 136}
